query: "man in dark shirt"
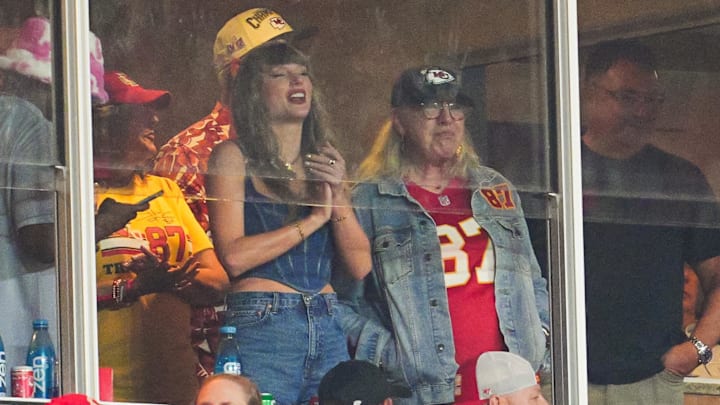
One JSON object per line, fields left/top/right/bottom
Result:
{"left": 580, "top": 39, "right": 720, "bottom": 404}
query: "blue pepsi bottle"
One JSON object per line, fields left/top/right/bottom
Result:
{"left": 0, "top": 332, "right": 6, "bottom": 397}
{"left": 26, "top": 319, "right": 55, "bottom": 398}
{"left": 214, "top": 326, "right": 241, "bottom": 375}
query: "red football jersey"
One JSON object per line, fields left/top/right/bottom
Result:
{"left": 408, "top": 181, "right": 506, "bottom": 404}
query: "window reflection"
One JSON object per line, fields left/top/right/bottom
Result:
{"left": 577, "top": 11, "right": 720, "bottom": 405}
{"left": 89, "top": 1, "right": 554, "bottom": 403}
{"left": 9, "top": 1, "right": 720, "bottom": 403}
{"left": 0, "top": 6, "right": 59, "bottom": 397}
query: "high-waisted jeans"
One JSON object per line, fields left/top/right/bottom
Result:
{"left": 225, "top": 291, "right": 349, "bottom": 405}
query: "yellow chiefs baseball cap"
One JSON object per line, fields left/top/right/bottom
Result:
{"left": 213, "top": 8, "right": 293, "bottom": 70}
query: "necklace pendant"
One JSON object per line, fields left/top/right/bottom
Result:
{"left": 282, "top": 155, "right": 301, "bottom": 173}
{"left": 438, "top": 194, "right": 451, "bottom": 207}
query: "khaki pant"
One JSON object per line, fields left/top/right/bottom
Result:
{"left": 588, "top": 369, "right": 685, "bottom": 405}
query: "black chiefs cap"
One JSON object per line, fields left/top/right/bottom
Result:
{"left": 318, "top": 360, "right": 412, "bottom": 405}
{"left": 390, "top": 66, "right": 474, "bottom": 108}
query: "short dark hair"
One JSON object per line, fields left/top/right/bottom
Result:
{"left": 92, "top": 104, "right": 135, "bottom": 160}
{"left": 582, "top": 39, "right": 657, "bottom": 81}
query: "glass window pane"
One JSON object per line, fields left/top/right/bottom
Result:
{"left": 0, "top": 1, "right": 59, "bottom": 398}
{"left": 578, "top": 1, "right": 720, "bottom": 402}
{"left": 90, "top": 1, "right": 555, "bottom": 404}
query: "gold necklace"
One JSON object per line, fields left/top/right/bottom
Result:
{"left": 282, "top": 155, "right": 301, "bottom": 173}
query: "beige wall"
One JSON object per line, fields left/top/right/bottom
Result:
{"left": 654, "top": 70, "right": 720, "bottom": 195}
{"left": 86, "top": 1, "right": 720, "bottom": 178}
{"left": 579, "top": 0, "right": 720, "bottom": 39}
{"left": 89, "top": 0, "right": 551, "bottom": 167}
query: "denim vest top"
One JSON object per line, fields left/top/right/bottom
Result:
{"left": 241, "top": 179, "right": 334, "bottom": 293}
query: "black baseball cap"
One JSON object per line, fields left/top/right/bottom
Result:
{"left": 390, "top": 66, "right": 474, "bottom": 108}
{"left": 318, "top": 360, "right": 412, "bottom": 405}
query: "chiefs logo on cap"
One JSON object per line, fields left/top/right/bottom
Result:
{"left": 422, "top": 68, "right": 455, "bottom": 85}
{"left": 115, "top": 72, "right": 140, "bottom": 88}
{"left": 269, "top": 16, "right": 287, "bottom": 29}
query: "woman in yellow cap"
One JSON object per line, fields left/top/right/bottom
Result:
{"left": 207, "top": 42, "right": 370, "bottom": 405}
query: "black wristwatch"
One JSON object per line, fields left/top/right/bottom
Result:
{"left": 689, "top": 335, "right": 713, "bottom": 365}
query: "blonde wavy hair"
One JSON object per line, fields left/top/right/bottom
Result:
{"left": 356, "top": 115, "right": 481, "bottom": 182}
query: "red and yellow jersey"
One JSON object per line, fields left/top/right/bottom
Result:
{"left": 408, "top": 181, "right": 505, "bottom": 404}
{"left": 95, "top": 174, "right": 212, "bottom": 405}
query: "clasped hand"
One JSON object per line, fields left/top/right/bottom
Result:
{"left": 303, "top": 143, "right": 348, "bottom": 202}
{"left": 122, "top": 245, "right": 200, "bottom": 296}
{"left": 304, "top": 143, "right": 350, "bottom": 221}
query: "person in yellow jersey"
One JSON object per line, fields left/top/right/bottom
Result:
{"left": 93, "top": 71, "right": 229, "bottom": 405}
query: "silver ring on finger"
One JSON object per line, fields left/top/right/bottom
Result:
{"left": 329, "top": 159, "right": 336, "bottom": 166}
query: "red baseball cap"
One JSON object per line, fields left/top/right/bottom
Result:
{"left": 103, "top": 71, "right": 170, "bottom": 108}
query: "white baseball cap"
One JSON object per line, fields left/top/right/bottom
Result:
{"left": 476, "top": 351, "right": 539, "bottom": 400}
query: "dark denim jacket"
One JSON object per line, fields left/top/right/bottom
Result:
{"left": 337, "top": 166, "right": 550, "bottom": 405}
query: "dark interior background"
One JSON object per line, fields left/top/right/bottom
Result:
{"left": 2, "top": 0, "right": 720, "bottom": 207}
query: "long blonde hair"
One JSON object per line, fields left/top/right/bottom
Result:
{"left": 356, "top": 115, "right": 481, "bottom": 181}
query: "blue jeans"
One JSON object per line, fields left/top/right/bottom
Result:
{"left": 225, "top": 291, "right": 349, "bottom": 405}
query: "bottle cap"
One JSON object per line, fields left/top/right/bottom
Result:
{"left": 33, "top": 319, "right": 49, "bottom": 328}
{"left": 219, "top": 326, "right": 237, "bottom": 334}
{"left": 261, "top": 393, "right": 275, "bottom": 405}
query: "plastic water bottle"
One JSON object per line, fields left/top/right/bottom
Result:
{"left": 26, "top": 319, "right": 55, "bottom": 398}
{"left": 0, "top": 332, "right": 6, "bottom": 397}
{"left": 214, "top": 326, "right": 241, "bottom": 375}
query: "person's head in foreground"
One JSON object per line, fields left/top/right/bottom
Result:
{"left": 195, "top": 373, "right": 261, "bottom": 405}
{"left": 476, "top": 352, "right": 548, "bottom": 405}
{"left": 357, "top": 66, "right": 478, "bottom": 181}
{"left": 318, "top": 360, "right": 412, "bottom": 405}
